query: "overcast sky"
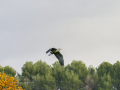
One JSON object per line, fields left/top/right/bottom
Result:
{"left": 0, "top": 0, "right": 120, "bottom": 74}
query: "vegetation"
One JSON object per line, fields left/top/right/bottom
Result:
{"left": 1, "top": 60, "right": 120, "bottom": 90}
{"left": 0, "top": 72, "right": 23, "bottom": 90}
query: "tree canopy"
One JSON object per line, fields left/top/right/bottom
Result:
{"left": 2, "top": 59, "right": 120, "bottom": 90}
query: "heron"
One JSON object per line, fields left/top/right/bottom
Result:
{"left": 46, "top": 48, "right": 64, "bottom": 66}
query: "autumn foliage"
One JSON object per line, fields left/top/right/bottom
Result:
{"left": 0, "top": 72, "right": 24, "bottom": 90}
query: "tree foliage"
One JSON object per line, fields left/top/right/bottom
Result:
{"left": 52, "top": 61, "right": 83, "bottom": 90}
{"left": 4, "top": 65, "right": 16, "bottom": 77}
{"left": 65, "top": 60, "right": 88, "bottom": 83}
{"left": 34, "top": 73, "right": 56, "bottom": 90}
{"left": 98, "top": 74, "right": 113, "bottom": 90}
{"left": 0, "top": 72, "right": 23, "bottom": 90}
{"left": 85, "top": 65, "right": 99, "bottom": 90}
{"left": 4, "top": 59, "right": 120, "bottom": 90}
{"left": 33, "top": 60, "right": 51, "bottom": 76}
{"left": 61, "top": 70, "right": 83, "bottom": 90}
{"left": 111, "top": 61, "right": 120, "bottom": 90}
{"left": 0, "top": 65, "right": 4, "bottom": 73}
{"left": 22, "top": 61, "right": 34, "bottom": 82}
{"left": 97, "top": 62, "right": 112, "bottom": 77}
{"left": 84, "top": 75, "right": 95, "bottom": 90}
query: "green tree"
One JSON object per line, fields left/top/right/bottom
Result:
{"left": 61, "top": 70, "right": 83, "bottom": 90}
{"left": 65, "top": 60, "right": 88, "bottom": 83}
{"left": 22, "top": 61, "right": 35, "bottom": 82}
{"left": 52, "top": 61, "right": 83, "bottom": 90}
{"left": 88, "top": 65, "right": 96, "bottom": 75}
{"left": 17, "top": 82, "right": 33, "bottom": 90}
{"left": 16, "top": 72, "right": 24, "bottom": 82}
{"left": 112, "top": 61, "right": 120, "bottom": 90}
{"left": 34, "top": 73, "right": 56, "bottom": 90}
{"left": 84, "top": 65, "right": 99, "bottom": 90}
{"left": 98, "top": 74, "right": 113, "bottom": 90}
{"left": 0, "top": 65, "right": 4, "bottom": 73}
{"left": 33, "top": 60, "right": 51, "bottom": 76}
{"left": 97, "top": 62, "right": 112, "bottom": 77}
{"left": 52, "top": 61, "right": 65, "bottom": 89}
{"left": 4, "top": 65, "right": 16, "bottom": 77}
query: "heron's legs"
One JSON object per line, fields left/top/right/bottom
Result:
{"left": 48, "top": 54, "right": 51, "bottom": 56}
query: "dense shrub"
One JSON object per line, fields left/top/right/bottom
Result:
{"left": 0, "top": 72, "right": 24, "bottom": 90}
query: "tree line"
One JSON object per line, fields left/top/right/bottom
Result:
{"left": 1, "top": 60, "right": 120, "bottom": 90}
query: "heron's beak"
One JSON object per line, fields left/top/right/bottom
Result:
{"left": 60, "top": 49, "right": 62, "bottom": 50}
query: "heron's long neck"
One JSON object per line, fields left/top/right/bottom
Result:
{"left": 56, "top": 49, "right": 60, "bottom": 52}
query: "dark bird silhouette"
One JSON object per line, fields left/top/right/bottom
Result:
{"left": 46, "top": 48, "right": 64, "bottom": 66}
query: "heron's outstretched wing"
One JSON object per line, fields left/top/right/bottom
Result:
{"left": 46, "top": 48, "right": 52, "bottom": 53}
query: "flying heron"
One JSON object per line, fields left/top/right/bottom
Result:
{"left": 46, "top": 48, "right": 64, "bottom": 66}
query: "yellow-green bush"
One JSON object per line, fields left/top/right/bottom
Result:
{"left": 0, "top": 72, "right": 24, "bottom": 90}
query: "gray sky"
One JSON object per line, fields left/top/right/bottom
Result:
{"left": 0, "top": 0, "right": 120, "bottom": 74}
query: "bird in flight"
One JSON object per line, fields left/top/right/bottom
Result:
{"left": 46, "top": 48, "right": 64, "bottom": 66}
